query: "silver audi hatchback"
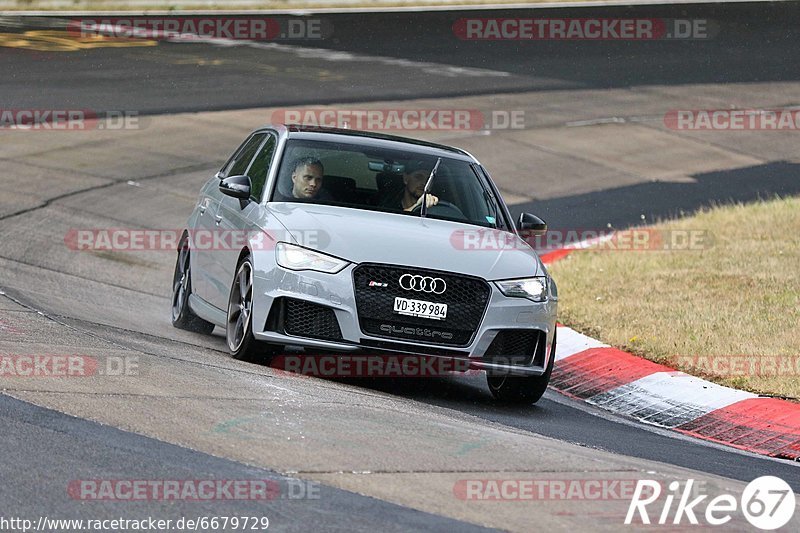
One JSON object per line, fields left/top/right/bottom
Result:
{"left": 172, "top": 125, "right": 558, "bottom": 403}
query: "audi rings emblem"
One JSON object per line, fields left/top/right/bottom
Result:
{"left": 399, "top": 274, "right": 447, "bottom": 294}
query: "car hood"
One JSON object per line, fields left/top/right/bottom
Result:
{"left": 268, "top": 203, "right": 544, "bottom": 280}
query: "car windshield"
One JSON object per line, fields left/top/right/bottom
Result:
{"left": 269, "top": 138, "right": 505, "bottom": 229}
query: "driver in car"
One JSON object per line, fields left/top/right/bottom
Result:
{"left": 291, "top": 157, "right": 325, "bottom": 199}
{"left": 274, "top": 157, "right": 332, "bottom": 201}
{"left": 382, "top": 160, "right": 439, "bottom": 212}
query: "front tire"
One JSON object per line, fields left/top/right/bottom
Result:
{"left": 226, "top": 255, "right": 279, "bottom": 363}
{"left": 486, "top": 330, "right": 556, "bottom": 404}
{"left": 171, "top": 235, "right": 215, "bottom": 334}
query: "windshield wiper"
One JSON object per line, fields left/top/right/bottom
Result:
{"left": 420, "top": 157, "right": 442, "bottom": 219}
{"left": 483, "top": 190, "right": 499, "bottom": 227}
{"left": 474, "top": 164, "right": 500, "bottom": 229}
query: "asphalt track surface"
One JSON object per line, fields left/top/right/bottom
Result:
{"left": 3, "top": 3, "right": 799, "bottom": 111}
{"left": 1, "top": 2, "right": 800, "bottom": 531}
{"left": 0, "top": 395, "right": 491, "bottom": 532}
{"left": 2, "top": 2, "right": 800, "bottom": 230}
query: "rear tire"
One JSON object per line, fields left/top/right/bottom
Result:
{"left": 171, "top": 234, "right": 215, "bottom": 334}
{"left": 486, "top": 330, "right": 556, "bottom": 404}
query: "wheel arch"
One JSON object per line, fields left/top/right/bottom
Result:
{"left": 237, "top": 246, "right": 252, "bottom": 266}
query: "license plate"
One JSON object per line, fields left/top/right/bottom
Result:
{"left": 393, "top": 297, "right": 448, "bottom": 320}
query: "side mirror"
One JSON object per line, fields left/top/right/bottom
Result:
{"left": 220, "top": 174, "right": 251, "bottom": 199}
{"left": 518, "top": 212, "right": 547, "bottom": 233}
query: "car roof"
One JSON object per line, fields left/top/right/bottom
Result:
{"left": 258, "top": 124, "right": 478, "bottom": 162}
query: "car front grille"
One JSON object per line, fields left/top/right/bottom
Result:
{"left": 482, "top": 329, "right": 546, "bottom": 367}
{"left": 353, "top": 264, "right": 491, "bottom": 347}
{"left": 283, "top": 298, "right": 343, "bottom": 341}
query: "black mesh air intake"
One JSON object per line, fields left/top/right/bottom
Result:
{"left": 283, "top": 298, "right": 343, "bottom": 341}
{"left": 482, "top": 329, "right": 545, "bottom": 367}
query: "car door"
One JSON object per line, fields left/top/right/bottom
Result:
{"left": 207, "top": 132, "right": 277, "bottom": 311}
{"left": 198, "top": 132, "right": 267, "bottom": 309}
{"left": 190, "top": 192, "right": 217, "bottom": 302}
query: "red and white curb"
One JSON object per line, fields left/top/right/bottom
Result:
{"left": 544, "top": 248, "right": 800, "bottom": 460}
{"left": 538, "top": 231, "right": 618, "bottom": 264}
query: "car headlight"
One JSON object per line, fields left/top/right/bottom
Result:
{"left": 276, "top": 242, "right": 348, "bottom": 274}
{"left": 495, "top": 277, "right": 548, "bottom": 302}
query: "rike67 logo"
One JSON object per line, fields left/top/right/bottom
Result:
{"left": 626, "top": 477, "right": 796, "bottom": 529}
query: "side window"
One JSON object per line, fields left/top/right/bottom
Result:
{"left": 223, "top": 133, "right": 266, "bottom": 178}
{"left": 245, "top": 134, "right": 277, "bottom": 202}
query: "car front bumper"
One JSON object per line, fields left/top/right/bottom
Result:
{"left": 250, "top": 261, "right": 557, "bottom": 376}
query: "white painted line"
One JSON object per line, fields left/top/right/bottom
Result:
{"left": 566, "top": 117, "right": 628, "bottom": 127}
{"left": 555, "top": 325, "right": 607, "bottom": 361}
{"left": 4, "top": 0, "right": 789, "bottom": 17}
{"left": 587, "top": 371, "right": 756, "bottom": 428}
{"left": 192, "top": 38, "right": 511, "bottom": 77}
{"left": 114, "top": 31, "right": 512, "bottom": 79}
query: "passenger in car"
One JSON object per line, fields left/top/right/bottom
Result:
{"left": 378, "top": 160, "right": 439, "bottom": 212}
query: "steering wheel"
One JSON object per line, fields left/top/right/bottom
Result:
{"left": 411, "top": 200, "right": 466, "bottom": 219}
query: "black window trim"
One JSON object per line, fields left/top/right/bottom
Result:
{"left": 243, "top": 132, "right": 279, "bottom": 203}
{"left": 217, "top": 135, "right": 251, "bottom": 179}
{"left": 474, "top": 164, "right": 513, "bottom": 233}
{"left": 219, "top": 132, "right": 267, "bottom": 180}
